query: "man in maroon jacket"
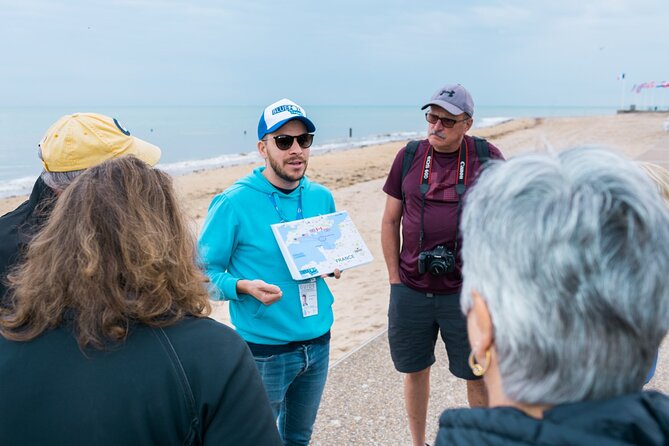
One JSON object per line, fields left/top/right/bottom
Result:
{"left": 381, "top": 83, "right": 504, "bottom": 446}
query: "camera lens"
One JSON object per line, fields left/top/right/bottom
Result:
{"left": 429, "top": 260, "right": 448, "bottom": 276}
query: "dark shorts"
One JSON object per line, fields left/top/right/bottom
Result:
{"left": 387, "top": 283, "right": 478, "bottom": 380}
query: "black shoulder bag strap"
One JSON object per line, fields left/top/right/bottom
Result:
{"left": 153, "top": 327, "right": 203, "bottom": 446}
{"left": 403, "top": 137, "right": 488, "bottom": 190}
{"left": 473, "top": 136, "right": 490, "bottom": 166}
{"left": 401, "top": 140, "right": 421, "bottom": 203}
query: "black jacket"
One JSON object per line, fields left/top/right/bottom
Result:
{"left": 0, "top": 317, "right": 282, "bottom": 445}
{"left": 0, "top": 177, "right": 55, "bottom": 304}
{"left": 436, "top": 391, "right": 669, "bottom": 445}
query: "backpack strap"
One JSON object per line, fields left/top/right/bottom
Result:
{"left": 152, "top": 327, "right": 202, "bottom": 446}
{"left": 401, "top": 140, "right": 421, "bottom": 202}
{"left": 473, "top": 136, "right": 490, "bottom": 165}
{"left": 401, "top": 138, "right": 489, "bottom": 202}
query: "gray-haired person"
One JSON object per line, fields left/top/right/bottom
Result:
{"left": 436, "top": 147, "right": 669, "bottom": 445}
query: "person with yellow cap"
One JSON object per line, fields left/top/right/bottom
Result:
{"left": 0, "top": 112, "right": 161, "bottom": 304}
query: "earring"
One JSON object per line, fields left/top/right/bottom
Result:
{"left": 468, "top": 349, "right": 491, "bottom": 377}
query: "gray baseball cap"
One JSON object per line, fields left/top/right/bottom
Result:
{"left": 421, "top": 83, "right": 474, "bottom": 117}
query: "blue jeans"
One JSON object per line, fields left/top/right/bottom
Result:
{"left": 646, "top": 352, "right": 658, "bottom": 384}
{"left": 253, "top": 341, "right": 329, "bottom": 446}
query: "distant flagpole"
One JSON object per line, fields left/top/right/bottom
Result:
{"left": 618, "top": 73, "right": 626, "bottom": 110}
{"left": 649, "top": 81, "right": 656, "bottom": 110}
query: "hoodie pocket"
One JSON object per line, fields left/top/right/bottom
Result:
{"left": 250, "top": 278, "right": 305, "bottom": 319}
{"left": 250, "top": 279, "right": 319, "bottom": 321}
{"left": 253, "top": 302, "right": 267, "bottom": 319}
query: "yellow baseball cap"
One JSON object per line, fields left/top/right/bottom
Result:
{"left": 39, "top": 112, "right": 162, "bottom": 172}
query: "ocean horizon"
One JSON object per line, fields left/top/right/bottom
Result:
{"left": 0, "top": 104, "right": 617, "bottom": 198}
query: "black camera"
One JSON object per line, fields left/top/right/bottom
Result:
{"left": 417, "top": 245, "right": 455, "bottom": 276}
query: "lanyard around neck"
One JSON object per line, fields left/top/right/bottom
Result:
{"left": 418, "top": 139, "right": 469, "bottom": 251}
{"left": 268, "top": 190, "right": 304, "bottom": 222}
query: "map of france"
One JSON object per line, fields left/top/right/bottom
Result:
{"left": 271, "top": 211, "right": 373, "bottom": 280}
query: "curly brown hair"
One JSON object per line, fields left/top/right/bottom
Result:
{"left": 1, "top": 156, "right": 211, "bottom": 349}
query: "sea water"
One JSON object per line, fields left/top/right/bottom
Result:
{"left": 0, "top": 105, "right": 615, "bottom": 198}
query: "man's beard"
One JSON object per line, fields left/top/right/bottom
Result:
{"left": 267, "top": 152, "right": 308, "bottom": 183}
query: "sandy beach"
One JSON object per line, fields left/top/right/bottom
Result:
{"left": 2, "top": 112, "right": 668, "bottom": 363}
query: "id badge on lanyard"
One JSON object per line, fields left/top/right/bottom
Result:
{"left": 298, "top": 278, "right": 318, "bottom": 317}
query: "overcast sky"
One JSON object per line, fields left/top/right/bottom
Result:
{"left": 1, "top": 0, "right": 667, "bottom": 107}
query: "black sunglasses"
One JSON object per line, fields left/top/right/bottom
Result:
{"left": 263, "top": 133, "right": 314, "bottom": 150}
{"left": 425, "top": 112, "right": 469, "bottom": 128}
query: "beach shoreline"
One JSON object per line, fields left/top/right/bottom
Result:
{"left": 2, "top": 113, "right": 668, "bottom": 363}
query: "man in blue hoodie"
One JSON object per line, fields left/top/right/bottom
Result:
{"left": 198, "top": 98, "right": 338, "bottom": 446}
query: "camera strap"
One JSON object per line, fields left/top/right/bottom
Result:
{"left": 418, "top": 139, "right": 469, "bottom": 252}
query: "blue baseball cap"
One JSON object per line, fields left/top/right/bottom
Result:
{"left": 257, "top": 98, "right": 316, "bottom": 140}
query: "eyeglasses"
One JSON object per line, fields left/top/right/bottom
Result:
{"left": 263, "top": 133, "right": 314, "bottom": 150}
{"left": 425, "top": 112, "right": 469, "bottom": 128}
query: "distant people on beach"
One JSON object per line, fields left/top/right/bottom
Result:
{"left": 0, "top": 156, "right": 281, "bottom": 445}
{"left": 198, "top": 98, "right": 341, "bottom": 446}
{"left": 0, "top": 112, "right": 161, "bottom": 305}
{"left": 381, "top": 83, "right": 504, "bottom": 446}
{"left": 435, "top": 147, "right": 669, "bottom": 445}
{"left": 639, "top": 161, "right": 669, "bottom": 385}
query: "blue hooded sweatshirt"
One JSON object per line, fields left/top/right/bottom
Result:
{"left": 198, "top": 166, "right": 336, "bottom": 345}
